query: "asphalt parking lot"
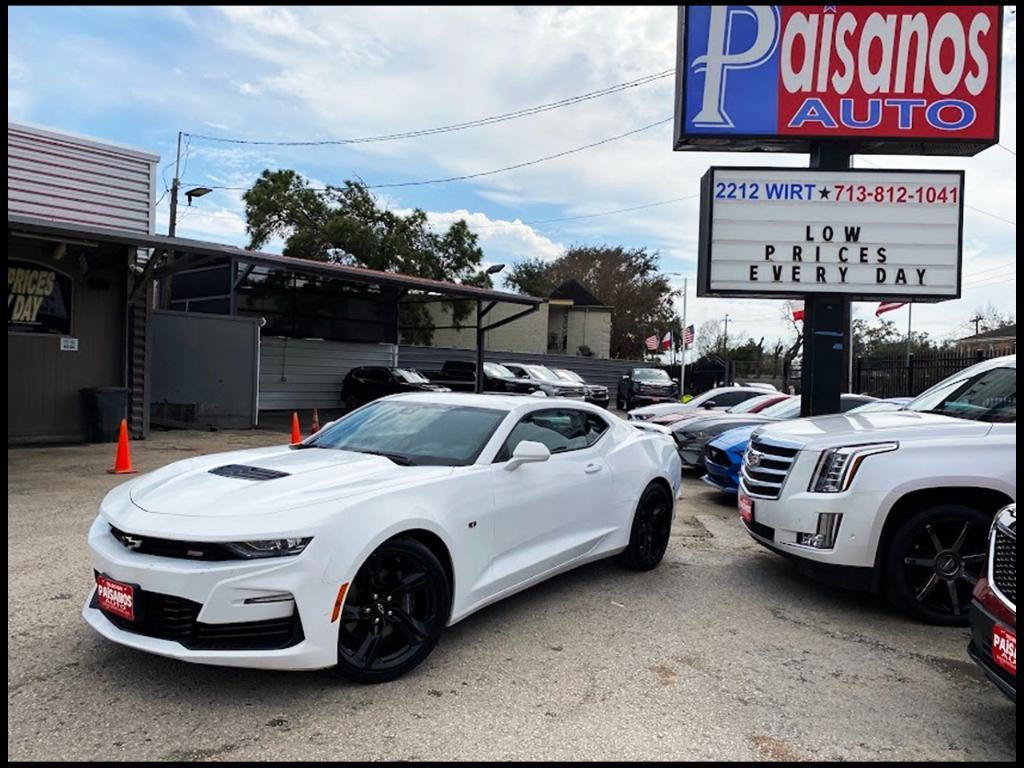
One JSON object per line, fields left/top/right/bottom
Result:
{"left": 7, "top": 426, "right": 1016, "bottom": 762}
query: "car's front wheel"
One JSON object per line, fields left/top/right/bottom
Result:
{"left": 333, "top": 537, "right": 450, "bottom": 684}
{"left": 883, "top": 503, "right": 989, "bottom": 626}
{"left": 617, "top": 482, "right": 674, "bottom": 571}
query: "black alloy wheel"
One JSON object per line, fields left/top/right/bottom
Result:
{"left": 333, "top": 537, "right": 450, "bottom": 683}
{"left": 617, "top": 482, "right": 674, "bottom": 571}
{"left": 885, "top": 504, "right": 989, "bottom": 626}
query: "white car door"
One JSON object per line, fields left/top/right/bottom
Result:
{"left": 486, "top": 408, "right": 613, "bottom": 594}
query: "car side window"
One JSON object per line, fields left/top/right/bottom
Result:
{"left": 495, "top": 409, "right": 606, "bottom": 462}
{"left": 714, "top": 391, "right": 756, "bottom": 407}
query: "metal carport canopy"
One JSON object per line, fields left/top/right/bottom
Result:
{"left": 8, "top": 213, "right": 545, "bottom": 393}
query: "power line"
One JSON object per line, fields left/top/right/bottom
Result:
{"left": 856, "top": 156, "right": 1015, "bottom": 226}
{"left": 184, "top": 117, "right": 672, "bottom": 192}
{"left": 185, "top": 69, "right": 674, "bottom": 147}
{"left": 965, "top": 204, "right": 1016, "bottom": 227}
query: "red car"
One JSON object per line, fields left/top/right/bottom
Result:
{"left": 646, "top": 393, "right": 791, "bottom": 427}
{"left": 968, "top": 503, "right": 1016, "bottom": 702}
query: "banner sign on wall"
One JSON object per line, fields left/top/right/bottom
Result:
{"left": 674, "top": 5, "right": 1003, "bottom": 155}
{"left": 697, "top": 167, "right": 964, "bottom": 300}
{"left": 8, "top": 260, "right": 73, "bottom": 335}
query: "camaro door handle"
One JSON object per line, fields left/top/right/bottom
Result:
{"left": 584, "top": 463, "right": 603, "bottom": 474}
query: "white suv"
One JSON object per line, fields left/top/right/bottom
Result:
{"left": 739, "top": 355, "right": 1016, "bottom": 626}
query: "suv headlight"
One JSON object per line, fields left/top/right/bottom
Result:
{"left": 223, "top": 537, "right": 313, "bottom": 559}
{"left": 809, "top": 443, "right": 898, "bottom": 493}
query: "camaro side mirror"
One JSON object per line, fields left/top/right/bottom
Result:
{"left": 504, "top": 440, "right": 551, "bottom": 471}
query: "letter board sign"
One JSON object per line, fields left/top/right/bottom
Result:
{"left": 674, "top": 5, "right": 1003, "bottom": 155}
{"left": 696, "top": 167, "right": 964, "bottom": 300}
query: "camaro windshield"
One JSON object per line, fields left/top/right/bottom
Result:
{"left": 308, "top": 402, "right": 508, "bottom": 465}
{"left": 905, "top": 365, "right": 1016, "bottom": 423}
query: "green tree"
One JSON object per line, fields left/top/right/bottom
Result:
{"left": 504, "top": 246, "right": 678, "bottom": 359}
{"left": 852, "top": 318, "right": 939, "bottom": 357}
{"left": 242, "top": 170, "right": 491, "bottom": 343}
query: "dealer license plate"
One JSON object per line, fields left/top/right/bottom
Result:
{"left": 738, "top": 493, "right": 754, "bottom": 524}
{"left": 993, "top": 625, "right": 1016, "bottom": 675}
{"left": 96, "top": 574, "right": 136, "bottom": 621}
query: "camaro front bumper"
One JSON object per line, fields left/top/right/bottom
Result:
{"left": 82, "top": 516, "right": 341, "bottom": 670}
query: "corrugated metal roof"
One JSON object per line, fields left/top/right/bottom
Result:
{"left": 7, "top": 213, "right": 545, "bottom": 305}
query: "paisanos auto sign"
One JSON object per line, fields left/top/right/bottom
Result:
{"left": 674, "top": 5, "right": 1003, "bottom": 154}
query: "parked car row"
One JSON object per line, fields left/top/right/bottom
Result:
{"left": 341, "top": 360, "right": 611, "bottom": 411}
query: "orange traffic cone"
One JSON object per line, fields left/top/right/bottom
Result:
{"left": 290, "top": 412, "right": 302, "bottom": 445}
{"left": 107, "top": 419, "right": 138, "bottom": 474}
{"left": 311, "top": 408, "right": 321, "bottom": 434}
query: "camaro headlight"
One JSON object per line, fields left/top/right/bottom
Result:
{"left": 809, "top": 443, "right": 898, "bottom": 493}
{"left": 223, "top": 537, "right": 313, "bottom": 559}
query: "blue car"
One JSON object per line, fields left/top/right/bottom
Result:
{"left": 702, "top": 424, "right": 759, "bottom": 494}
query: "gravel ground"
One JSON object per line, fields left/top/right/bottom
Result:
{"left": 7, "top": 427, "right": 1016, "bottom": 761}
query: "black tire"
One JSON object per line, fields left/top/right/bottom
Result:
{"left": 344, "top": 394, "right": 359, "bottom": 412}
{"left": 617, "top": 482, "right": 674, "bottom": 571}
{"left": 333, "top": 537, "right": 451, "bottom": 684}
{"left": 883, "top": 503, "right": 990, "bottom": 626}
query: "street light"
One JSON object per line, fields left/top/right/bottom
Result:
{"left": 185, "top": 187, "right": 212, "bottom": 206}
{"left": 485, "top": 263, "right": 506, "bottom": 275}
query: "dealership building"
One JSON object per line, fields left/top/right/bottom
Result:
{"left": 7, "top": 122, "right": 545, "bottom": 444}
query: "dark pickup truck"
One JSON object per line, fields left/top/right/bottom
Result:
{"left": 616, "top": 367, "right": 678, "bottom": 411}
{"left": 426, "top": 360, "right": 540, "bottom": 394}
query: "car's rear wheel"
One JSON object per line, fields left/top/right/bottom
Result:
{"left": 617, "top": 482, "right": 674, "bottom": 571}
{"left": 884, "top": 503, "right": 989, "bottom": 626}
{"left": 333, "top": 537, "right": 450, "bottom": 684}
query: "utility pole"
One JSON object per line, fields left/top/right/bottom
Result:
{"left": 679, "top": 277, "right": 688, "bottom": 399}
{"left": 167, "top": 131, "right": 182, "bottom": 237}
{"left": 970, "top": 314, "right": 983, "bottom": 337}
{"left": 905, "top": 303, "right": 913, "bottom": 364}
{"left": 722, "top": 313, "right": 730, "bottom": 352}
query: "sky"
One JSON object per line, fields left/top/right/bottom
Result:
{"left": 7, "top": 5, "right": 1018, "bottom": 351}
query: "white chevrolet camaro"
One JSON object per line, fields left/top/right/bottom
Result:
{"left": 84, "top": 393, "right": 682, "bottom": 683}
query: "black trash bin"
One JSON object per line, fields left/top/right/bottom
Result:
{"left": 80, "top": 386, "right": 130, "bottom": 443}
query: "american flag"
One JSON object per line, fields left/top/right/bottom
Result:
{"left": 876, "top": 301, "right": 907, "bottom": 317}
{"left": 683, "top": 324, "right": 695, "bottom": 348}
{"left": 644, "top": 334, "right": 660, "bottom": 351}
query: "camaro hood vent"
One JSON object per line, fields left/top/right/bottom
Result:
{"left": 208, "top": 464, "right": 291, "bottom": 481}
